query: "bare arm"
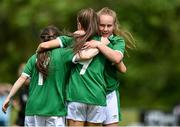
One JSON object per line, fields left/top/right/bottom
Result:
{"left": 99, "top": 45, "right": 122, "bottom": 63}
{"left": 36, "top": 39, "right": 60, "bottom": 52}
{"left": 75, "top": 48, "right": 99, "bottom": 61}
{"left": 83, "top": 39, "right": 123, "bottom": 64}
{"left": 115, "top": 61, "right": 127, "bottom": 73}
{"left": 75, "top": 37, "right": 110, "bottom": 61}
{"left": 73, "top": 30, "right": 99, "bottom": 61}
{"left": 2, "top": 75, "right": 28, "bottom": 113}
{"left": 75, "top": 34, "right": 125, "bottom": 73}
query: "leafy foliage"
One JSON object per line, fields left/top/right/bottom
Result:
{"left": 0, "top": 0, "right": 180, "bottom": 109}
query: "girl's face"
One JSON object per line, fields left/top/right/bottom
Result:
{"left": 99, "top": 14, "right": 114, "bottom": 37}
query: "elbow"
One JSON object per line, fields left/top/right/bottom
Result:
{"left": 38, "top": 43, "right": 46, "bottom": 50}
{"left": 113, "top": 58, "right": 122, "bottom": 64}
{"left": 113, "top": 54, "right": 123, "bottom": 64}
{"left": 114, "top": 60, "right": 121, "bottom": 64}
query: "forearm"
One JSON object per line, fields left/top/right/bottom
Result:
{"left": 97, "top": 44, "right": 123, "bottom": 64}
{"left": 37, "top": 39, "right": 60, "bottom": 52}
{"left": 42, "top": 39, "right": 60, "bottom": 48}
{"left": 7, "top": 75, "right": 27, "bottom": 100}
{"left": 75, "top": 48, "right": 99, "bottom": 61}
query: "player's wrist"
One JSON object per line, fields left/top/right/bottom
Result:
{"left": 97, "top": 42, "right": 104, "bottom": 48}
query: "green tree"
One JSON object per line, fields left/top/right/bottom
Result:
{"left": 0, "top": 0, "right": 180, "bottom": 109}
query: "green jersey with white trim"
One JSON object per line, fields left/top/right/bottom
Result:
{"left": 58, "top": 35, "right": 74, "bottom": 48}
{"left": 66, "top": 36, "right": 109, "bottom": 106}
{"left": 23, "top": 48, "right": 73, "bottom": 116}
{"left": 105, "top": 35, "right": 125, "bottom": 94}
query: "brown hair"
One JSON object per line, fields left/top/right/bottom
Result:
{"left": 97, "top": 7, "right": 136, "bottom": 54}
{"left": 73, "top": 8, "right": 100, "bottom": 53}
{"left": 36, "top": 25, "right": 60, "bottom": 79}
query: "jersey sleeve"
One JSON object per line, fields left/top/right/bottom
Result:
{"left": 22, "top": 55, "right": 36, "bottom": 77}
{"left": 63, "top": 48, "right": 74, "bottom": 63}
{"left": 58, "top": 35, "right": 74, "bottom": 48}
{"left": 109, "top": 36, "right": 125, "bottom": 55}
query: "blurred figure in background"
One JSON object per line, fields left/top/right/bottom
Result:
{"left": 0, "top": 84, "right": 12, "bottom": 126}
{"left": 15, "top": 63, "right": 29, "bottom": 126}
{"left": 173, "top": 103, "right": 180, "bottom": 126}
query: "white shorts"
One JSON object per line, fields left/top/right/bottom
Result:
{"left": 103, "top": 90, "right": 120, "bottom": 125}
{"left": 25, "top": 115, "right": 65, "bottom": 126}
{"left": 67, "top": 102, "right": 106, "bottom": 123}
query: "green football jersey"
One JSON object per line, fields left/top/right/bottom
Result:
{"left": 105, "top": 35, "right": 125, "bottom": 121}
{"left": 23, "top": 48, "right": 73, "bottom": 116}
{"left": 104, "top": 35, "right": 125, "bottom": 94}
{"left": 66, "top": 36, "right": 108, "bottom": 106}
{"left": 58, "top": 35, "right": 74, "bottom": 48}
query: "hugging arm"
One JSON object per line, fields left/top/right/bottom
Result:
{"left": 83, "top": 37, "right": 122, "bottom": 64}
{"left": 75, "top": 48, "right": 99, "bottom": 61}
{"left": 36, "top": 38, "right": 61, "bottom": 52}
{"left": 74, "top": 45, "right": 126, "bottom": 73}
{"left": 75, "top": 37, "right": 110, "bottom": 61}
{"left": 81, "top": 37, "right": 126, "bottom": 73}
